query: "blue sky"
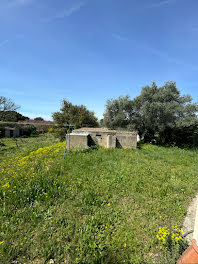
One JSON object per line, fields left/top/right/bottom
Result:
{"left": 0, "top": 0, "right": 198, "bottom": 120}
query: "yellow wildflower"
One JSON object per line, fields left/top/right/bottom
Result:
{"left": 2, "top": 183, "right": 9, "bottom": 189}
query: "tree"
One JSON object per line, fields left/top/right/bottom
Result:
{"left": 34, "top": 117, "right": 44, "bottom": 121}
{"left": 103, "top": 81, "right": 198, "bottom": 146}
{"left": 0, "top": 96, "right": 20, "bottom": 111}
{"left": 103, "top": 96, "right": 133, "bottom": 129}
{"left": 52, "top": 100, "right": 98, "bottom": 140}
{"left": 0, "top": 111, "right": 29, "bottom": 122}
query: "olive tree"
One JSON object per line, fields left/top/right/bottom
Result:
{"left": 103, "top": 81, "right": 198, "bottom": 146}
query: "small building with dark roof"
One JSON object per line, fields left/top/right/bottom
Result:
{"left": 3, "top": 127, "right": 22, "bottom": 138}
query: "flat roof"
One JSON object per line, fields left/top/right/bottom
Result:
{"left": 70, "top": 133, "right": 90, "bottom": 136}
{"left": 72, "top": 127, "right": 138, "bottom": 135}
{"left": 4, "top": 127, "right": 19, "bottom": 130}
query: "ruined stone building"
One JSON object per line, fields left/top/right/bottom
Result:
{"left": 68, "top": 127, "right": 138, "bottom": 149}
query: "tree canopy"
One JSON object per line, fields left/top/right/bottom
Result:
{"left": 0, "top": 111, "right": 29, "bottom": 122}
{"left": 34, "top": 117, "right": 44, "bottom": 121}
{"left": 0, "top": 96, "right": 20, "bottom": 111}
{"left": 52, "top": 100, "right": 98, "bottom": 140}
{"left": 103, "top": 81, "right": 198, "bottom": 146}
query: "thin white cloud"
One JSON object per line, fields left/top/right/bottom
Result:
{"left": 112, "top": 33, "right": 128, "bottom": 41}
{"left": 0, "top": 0, "right": 33, "bottom": 9}
{"left": 152, "top": 0, "right": 170, "bottom": 7}
{"left": 140, "top": 44, "right": 198, "bottom": 71}
{"left": 11, "top": 0, "right": 32, "bottom": 5}
{"left": 45, "top": 1, "right": 86, "bottom": 22}
{"left": 0, "top": 0, "right": 33, "bottom": 17}
{"left": 55, "top": 2, "right": 85, "bottom": 19}
{"left": 147, "top": 0, "right": 176, "bottom": 8}
{"left": 111, "top": 33, "right": 198, "bottom": 71}
{"left": 0, "top": 40, "right": 8, "bottom": 48}
{"left": 190, "top": 26, "right": 198, "bottom": 32}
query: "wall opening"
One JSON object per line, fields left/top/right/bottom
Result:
{"left": 116, "top": 138, "right": 122, "bottom": 148}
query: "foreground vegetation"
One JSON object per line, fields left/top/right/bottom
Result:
{"left": 0, "top": 139, "right": 198, "bottom": 263}
{"left": 0, "top": 134, "right": 59, "bottom": 160}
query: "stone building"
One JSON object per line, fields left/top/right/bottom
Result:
{"left": 4, "top": 127, "right": 21, "bottom": 138}
{"left": 68, "top": 127, "right": 138, "bottom": 149}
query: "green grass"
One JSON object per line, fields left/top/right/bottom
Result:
{"left": 0, "top": 140, "right": 198, "bottom": 264}
{"left": 0, "top": 134, "right": 59, "bottom": 160}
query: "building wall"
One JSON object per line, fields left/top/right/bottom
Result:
{"left": 13, "top": 129, "right": 20, "bottom": 137}
{"left": 71, "top": 129, "right": 138, "bottom": 149}
{"left": 69, "top": 134, "right": 88, "bottom": 149}
{"left": 107, "top": 135, "right": 116, "bottom": 148}
{"left": 88, "top": 133, "right": 136, "bottom": 148}
{"left": 4, "top": 129, "right": 20, "bottom": 138}
{"left": 93, "top": 134, "right": 108, "bottom": 147}
{"left": 85, "top": 132, "right": 107, "bottom": 147}
{"left": 71, "top": 132, "right": 117, "bottom": 148}
{"left": 116, "top": 134, "right": 137, "bottom": 148}
{"left": 97, "top": 135, "right": 107, "bottom": 147}
{"left": 5, "top": 130, "right": 11, "bottom": 138}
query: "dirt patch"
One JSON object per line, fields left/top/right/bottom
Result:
{"left": 182, "top": 194, "right": 198, "bottom": 243}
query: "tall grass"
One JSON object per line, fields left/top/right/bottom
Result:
{"left": 0, "top": 142, "right": 198, "bottom": 263}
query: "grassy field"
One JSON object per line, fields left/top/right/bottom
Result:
{"left": 0, "top": 135, "right": 59, "bottom": 160}
{"left": 0, "top": 137, "right": 198, "bottom": 264}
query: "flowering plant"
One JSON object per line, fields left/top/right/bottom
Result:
{"left": 157, "top": 226, "right": 183, "bottom": 250}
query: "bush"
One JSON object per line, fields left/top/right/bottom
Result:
{"left": 22, "top": 125, "right": 36, "bottom": 136}
{"left": 157, "top": 226, "right": 188, "bottom": 264}
{"left": 50, "top": 127, "right": 66, "bottom": 142}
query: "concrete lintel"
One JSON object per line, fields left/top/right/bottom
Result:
{"left": 70, "top": 133, "right": 90, "bottom": 136}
